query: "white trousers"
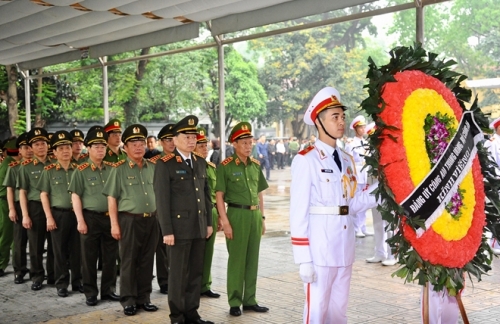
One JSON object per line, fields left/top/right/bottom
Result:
{"left": 420, "top": 284, "right": 459, "bottom": 324}
{"left": 303, "top": 264, "right": 352, "bottom": 324}
{"left": 354, "top": 210, "right": 367, "bottom": 234}
{"left": 372, "top": 208, "right": 395, "bottom": 259}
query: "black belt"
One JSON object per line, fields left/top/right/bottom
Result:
{"left": 83, "top": 209, "right": 109, "bottom": 217}
{"left": 227, "top": 203, "right": 259, "bottom": 211}
{"left": 52, "top": 206, "right": 73, "bottom": 212}
{"left": 121, "top": 211, "right": 157, "bottom": 218}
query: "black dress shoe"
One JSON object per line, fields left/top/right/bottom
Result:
{"left": 101, "top": 292, "right": 120, "bottom": 301}
{"left": 14, "top": 275, "right": 25, "bottom": 284}
{"left": 200, "top": 290, "right": 220, "bottom": 298}
{"left": 57, "top": 288, "right": 68, "bottom": 297}
{"left": 31, "top": 282, "right": 42, "bottom": 291}
{"left": 137, "top": 302, "right": 158, "bottom": 312}
{"left": 186, "top": 318, "right": 214, "bottom": 324}
{"left": 243, "top": 304, "right": 269, "bottom": 312}
{"left": 124, "top": 305, "right": 136, "bottom": 316}
{"left": 229, "top": 306, "right": 241, "bottom": 316}
{"left": 72, "top": 284, "right": 84, "bottom": 293}
{"left": 86, "top": 296, "right": 98, "bottom": 306}
{"left": 160, "top": 284, "right": 168, "bottom": 294}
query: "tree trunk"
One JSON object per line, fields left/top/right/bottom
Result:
{"left": 123, "top": 48, "right": 150, "bottom": 126}
{"left": 6, "top": 65, "right": 18, "bottom": 136}
{"left": 34, "top": 67, "right": 45, "bottom": 128}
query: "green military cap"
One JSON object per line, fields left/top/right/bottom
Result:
{"left": 85, "top": 128, "right": 108, "bottom": 146}
{"left": 0, "top": 139, "right": 7, "bottom": 150}
{"left": 88, "top": 125, "right": 103, "bottom": 134}
{"left": 70, "top": 129, "right": 84, "bottom": 142}
{"left": 229, "top": 122, "right": 253, "bottom": 142}
{"left": 158, "top": 123, "right": 175, "bottom": 140}
{"left": 172, "top": 115, "right": 198, "bottom": 135}
{"left": 16, "top": 132, "right": 29, "bottom": 148}
{"left": 27, "top": 127, "right": 49, "bottom": 144}
{"left": 51, "top": 130, "right": 72, "bottom": 148}
{"left": 196, "top": 127, "right": 208, "bottom": 143}
{"left": 104, "top": 118, "right": 122, "bottom": 133}
{"left": 122, "top": 124, "right": 148, "bottom": 144}
{"left": 4, "top": 137, "right": 19, "bottom": 156}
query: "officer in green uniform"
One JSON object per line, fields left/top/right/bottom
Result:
{"left": 0, "top": 137, "right": 17, "bottom": 277}
{"left": 103, "top": 119, "right": 127, "bottom": 163}
{"left": 102, "top": 124, "right": 159, "bottom": 316}
{"left": 70, "top": 129, "right": 87, "bottom": 162}
{"left": 37, "top": 130, "right": 82, "bottom": 297}
{"left": 69, "top": 128, "right": 119, "bottom": 306}
{"left": 2, "top": 133, "right": 32, "bottom": 283}
{"left": 215, "top": 122, "right": 269, "bottom": 317}
{"left": 154, "top": 115, "right": 214, "bottom": 324}
{"left": 194, "top": 127, "right": 220, "bottom": 298}
{"left": 18, "top": 127, "right": 55, "bottom": 290}
{"left": 150, "top": 123, "right": 175, "bottom": 295}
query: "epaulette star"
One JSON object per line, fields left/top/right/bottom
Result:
{"left": 8, "top": 161, "right": 20, "bottom": 167}
{"left": 103, "top": 161, "right": 114, "bottom": 167}
{"left": 22, "top": 159, "right": 33, "bottom": 166}
{"left": 207, "top": 161, "right": 216, "bottom": 169}
{"left": 176, "top": 156, "right": 182, "bottom": 163}
{"left": 161, "top": 153, "right": 175, "bottom": 162}
{"left": 78, "top": 162, "right": 89, "bottom": 171}
{"left": 114, "top": 159, "right": 126, "bottom": 168}
{"left": 250, "top": 157, "right": 260, "bottom": 165}
{"left": 79, "top": 153, "right": 89, "bottom": 160}
{"left": 149, "top": 154, "right": 161, "bottom": 163}
{"left": 193, "top": 151, "right": 204, "bottom": 159}
{"left": 44, "top": 163, "right": 56, "bottom": 171}
{"left": 221, "top": 157, "right": 233, "bottom": 166}
{"left": 298, "top": 145, "right": 314, "bottom": 155}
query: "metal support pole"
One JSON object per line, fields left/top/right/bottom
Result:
{"left": 101, "top": 56, "right": 109, "bottom": 124}
{"left": 416, "top": 0, "right": 424, "bottom": 44}
{"left": 216, "top": 36, "right": 226, "bottom": 160}
{"left": 24, "top": 70, "right": 31, "bottom": 131}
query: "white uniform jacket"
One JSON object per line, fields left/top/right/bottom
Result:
{"left": 344, "top": 136, "right": 367, "bottom": 184}
{"left": 485, "top": 134, "right": 500, "bottom": 176}
{"left": 290, "top": 139, "right": 378, "bottom": 267}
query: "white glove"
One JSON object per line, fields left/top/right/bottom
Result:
{"left": 299, "top": 262, "right": 316, "bottom": 283}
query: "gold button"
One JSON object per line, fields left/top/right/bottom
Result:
{"left": 146, "top": 203, "right": 149, "bottom": 206}
{"left": 197, "top": 199, "right": 200, "bottom": 202}
{"left": 142, "top": 182, "right": 144, "bottom": 184}
{"left": 196, "top": 188, "right": 198, "bottom": 191}
{"left": 177, "top": 215, "right": 181, "bottom": 218}
{"left": 145, "top": 192, "right": 148, "bottom": 195}
{"left": 326, "top": 179, "right": 330, "bottom": 182}
{"left": 181, "top": 177, "right": 184, "bottom": 180}
{"left": 199, "top": 210, "right": 201, "bottom": 213}
{"left": 343, "top": 195, "right": 345, "bottom": 198}
{"left": 247, "top": 178, "right": 249, "bottom": 180}
{"left": 194, "top": 177, "right": 196, "bottom": 180}
{"left": 91, "top": 183, "right": 94, "bottom": 186}
{"left": 344, "top": 225, "right": 346, "bottom": 229}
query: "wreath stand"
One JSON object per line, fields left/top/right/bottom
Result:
{"left": 422, "top": 283, "right": 469, "bottom": 324}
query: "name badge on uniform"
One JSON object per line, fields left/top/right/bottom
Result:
{"left": 31, "top": 170, "right": 41, "bottom": 174}
{"left": 176, "top": 170, "right": 187, "bottom": 174}
{"left": 321, "top": 169, "right": 333, "bottom": 173}
{"left": 87, "top": 177, "right": 97, "bottom": 181}
{"left": 127, "top": 176, "right": 136, "bottom": 179}
{"left": 232, "top": 172, "right": 242, "bottom": 176}
{"left": 51, "top": 176, "right": 62, "bottom": 180}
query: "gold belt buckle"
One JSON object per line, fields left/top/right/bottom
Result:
{"left": 340, "top": 206, "right": 349, "bottom": 215}
{"left": 250, "top": 205, "right": 257, "bottom": 210}
{"left": 143, "top": 213, "right": 151, "bottom": 217}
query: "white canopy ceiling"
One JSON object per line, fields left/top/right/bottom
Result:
{"left": 0, "top": 0, "right": 375, "bottom": 69}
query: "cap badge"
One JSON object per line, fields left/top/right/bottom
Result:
{"left": 114, "top": 121, "right": 119, "bottom": 126}
{"left": 133, "top": 127, "right": 140, "bottom": 134}
{"left": 241, "top": 125, "right": 248, "bottom": 131}
{"left": 75, "top": 131, "right": 80, "bottom": 136}
{"left": 97, "top": 131, "right": 103, "bottom": 138}
{"left": 58, "top": 133, "right": 65, "bottom": 139}
{"left": 188, "top": 119, "right": 195, "bottom": 126}
{"left": 34, "top": 129, "right": 41, "bottom": 136}
{"left": 200, "top": 130, "right": 205, "bottom": 135}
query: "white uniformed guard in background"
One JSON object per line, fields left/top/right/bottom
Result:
{"left": 289, "top": 87, "right": 379, "bottom": 324}
{"left": 485, "top": 117, "right": 500, "bottom": 255}
{"left": 344, "top": 115, "right": 373, "bottom": 238}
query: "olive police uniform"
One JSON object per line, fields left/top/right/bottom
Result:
{"left": 103, "top": 119, "right": 127, "bottom": 163}
{"left": 215, "top": 122, "right": 269, "bottom": 309}
{"left": 152, "top": 123, "right": 175, "bottom": 293}
{"left": 154, "top": 116, "right": 212, "bottom": 324}
{"left": 102, "top": 124, "right": 158, "bottom": 310}
{"left": 17, "top": 128, "right": 54, "bottom": 288}
{"left": 2, "top": 134, "right": 29, "bottom": 282}
{"left": 68, "top": 129, "right": 118, "bottom": 302}
{"left": 290, "top": 87, "right": 378, "bottom": 324}
{"left": 0, "top": 138, "right": 16, "bottom": 274}
{"left": 196, "top": 128, "right": 219, "bottom": 296}
{"left": 36, "top": 131, "right": 82, "bottom": 293}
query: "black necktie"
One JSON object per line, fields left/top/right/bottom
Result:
{"left": 333, "top": 150, "right": 341, "bottom": 171}
{"left": 185, "top": 158, "right": 192, "bottom": 169}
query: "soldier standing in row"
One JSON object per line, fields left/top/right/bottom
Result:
{"left": 37, "top": 131, "right": 82, "bottom": 297}
{"left": 18, "top": 127, "right": 55, "bottom": 290}
{"left": 216, "top": 122, "right": 269, "bottom": 317}
{"left": 104, "top": 119, "right": 127, "bottom": 163}
{"left": 70, "top": 129, "right": 87, "bottom": 163}
{"left": 69, "top": 128, "right": 120, "bottom": 306}
{"left": 103, "top": 124, "right": 159, "bottom": 316}
{"left": 154, "top": 116, "right": 214, "bottom": 324}
{"left": 150, "top": 123, "right": 175, "bottom": 295}
{"left": 3, "top": 133, "right": 32, "bottom": 283}
{"left": 194, "top": 127, "right": 220, "bottom": 299}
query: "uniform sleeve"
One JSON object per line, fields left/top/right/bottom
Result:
{"left": 257, "top": 165, "right": 269, "bottom": 193}
{"left": 214, "top": 164, "right": 226, "bottom": 193}
{"left": 203, "top": 173, "right": 212, "bottom": 227}
{"left": 16, "top": 165, "right": 30, "bottom": 190}
{"left": 68, "top": 169, "right": 84, "bottom": 196}
{"left": 2, "top": 167, "right": 15, "bottom": 188}
{"left": 0, "top": 160, "right": 8, "bottom": 191}
{"left": 102, "top": 167, "right": 120, "bottom": 199}
{"left": 348, "top": 183, "right": 379, "bottom": 216}
{"left": 154, "top": 160, "right": 173, "bottom": 236}
{"left": 35, "top": 169, "right": 51, "bottom": 194}
{"left": 289, "top": 154, "right": 313, "bottom": 264}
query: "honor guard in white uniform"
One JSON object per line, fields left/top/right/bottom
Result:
{"left": 344, "top": 115, "right": 373, "bottom": 237}
{"left": 290, "top": 87, "right": 379, "bottom": 324}
{"left": 364, "top": 122, "right": 397, "bottom": 266}
{"left": 486, "top": 117, "right": 500, "bottom": 254}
